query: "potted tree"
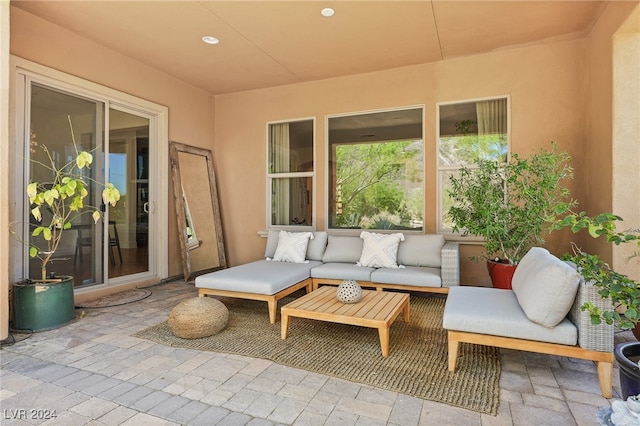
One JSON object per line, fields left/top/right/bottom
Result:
{"left": 556, "top": 211, "right": 640, "bottom": 399}
{"left": 447, "top": 142, "right": 575, "bottom": 288}
{"left": 11, "top": 116, "right": 120, "bottom": 331}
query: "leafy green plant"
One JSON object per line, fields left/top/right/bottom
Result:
{"left": 555, "top": 212, "right": 640, "bottom": 329}
{"left": 22, "top": 116, "right": 120, "bottom": 281}
{"left": 447, "top": 142, "right": 575, "bottom": 264}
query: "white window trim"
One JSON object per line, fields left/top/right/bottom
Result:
{"left": 265, "top": 117, "right": 316, "bottom": 231}
{"left": 9, "top": 56, "right": 169, "bottom": 287}
{"left": 436, "top": 94, "right": 511, "bottom": 239}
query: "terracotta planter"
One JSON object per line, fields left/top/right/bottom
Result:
{"left": 486, "top": 259, "right": 517, "bottom": 290}
{"left": 633, "top": 323, "right": 640, "bottom": 341}
{"left": 614, "top": 342, "right": 640, "bottom": 400}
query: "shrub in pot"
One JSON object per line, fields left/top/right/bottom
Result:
{"left": 556, "top": 211, "right": 640, "bottom": 398}
{"left": 11, "top": 117, "right": 120, "bottom": 331}
{"left": 447, "top": 142, "right": 575, "bottom": 288}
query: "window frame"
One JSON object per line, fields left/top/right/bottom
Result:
{"left": 266, "top": 117, "right": 315, "bottom": 231}
{"left": 325, "top": 105, "right": 425, "bottom": 233}
{"left": 436, "top": 95, "right": 511, "bottom": 237}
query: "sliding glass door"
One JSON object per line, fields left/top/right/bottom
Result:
{"left": 23, "top": 81, "right": 153, "bottom": 287}
{"left": 108, "top": 109, "right": 150, "bottom": 279}
{"left": 28, "top": 84, "right": 105, "bottom": 286}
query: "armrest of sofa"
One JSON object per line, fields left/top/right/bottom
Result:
{"left": 568, "top": 280, "right": 614, "bottom": 353}
{"left": 441, "top": 241, "right": 460, "bottom": 288}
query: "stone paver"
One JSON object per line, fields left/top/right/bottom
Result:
{"left": 0, "top": 281, "right": 629, "bottom": 426}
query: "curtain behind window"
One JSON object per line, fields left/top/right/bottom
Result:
{"left": 270, "top": 123, "right": 290, "bottom": 225}
{"left": 477, "top": 98, "right": 507, "bottom": 135}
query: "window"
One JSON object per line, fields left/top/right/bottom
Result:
{"left": 438, "top": 97, "right": 509, "bottom": 233}
{"left": 267, "top": 119, "right": 314, "bottom": 228}
{"left": 328, "top": 107, "right": 424, "bottom": 230}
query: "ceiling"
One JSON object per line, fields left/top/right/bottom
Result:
{"left": 12, "top": 1, "right": 610, "bottom": 95}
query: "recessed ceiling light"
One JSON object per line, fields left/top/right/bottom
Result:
{"left": 202, "top": 36, "right": 219, "bottom": 45}
{"left": 321, "top": 7, "right": 335, "bottom": 17}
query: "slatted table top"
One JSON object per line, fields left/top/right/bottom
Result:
{"left": 282, "top": 285, "right": 409, "bottom": 327}
{"left": 281, "top": 285, "right": 410, "bottom": 356}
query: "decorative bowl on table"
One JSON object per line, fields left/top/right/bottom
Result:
{"left": 336, "top": 280, "right": 363, "bottom": 303}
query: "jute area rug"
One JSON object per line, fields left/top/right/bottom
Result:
{"left": 134, "top": 292, "right": 501, "bottom": 414}
{"left": 76, "top": 289, "right": 151, "bottom": 308}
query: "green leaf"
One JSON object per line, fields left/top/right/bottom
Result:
{"left": 102, "top": 184, "right": 121, "bottom": 207}
{"left": 76, "top": 151, "right": 93, "bottom": 169}
{"left": 31, "top": 206, "right": 42, "bottom": 222}
{"left": 92, "top": 210, "right": 101, "bottom": 223}
{"left": 26, "top": 182, "right": 38, "bottom": 201}
{"left": 29, "top": 247, "right": 38, "bottom": 258}
{"left": 43, "top": 189, "right": 60, "bottom": 206}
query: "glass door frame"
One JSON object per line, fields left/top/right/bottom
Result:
{"left": 11, "top": 57, "right": 169, "bottom": 292}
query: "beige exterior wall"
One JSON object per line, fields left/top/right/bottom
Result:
{"left": 612, "top": 4, "right": 640, "bottom": 281}
{"left": 9, "top": 6, "right": 217, "bottom": 280}
{"left": 214, "top": 39, "right": 588, "bottom": 284}
{"left": 1, "top": 1, "right": 10, "bottom": 340}
{"left": 586, "top": 2, "right": 640, "bottom": 282}
{"left": 3, "top": 0, "right": 638, "bottom": 326}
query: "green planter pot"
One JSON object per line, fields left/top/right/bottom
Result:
{"left": 12, "top": 276, "right": 76, "bottom": 331}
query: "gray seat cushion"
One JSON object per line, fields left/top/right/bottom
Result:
{"left": 195, "top": 260, "right": 321, "bottom": 295}
{"left": 310, "top": 262, "right": 374, "bottom": 281}
{"left": 370, "top": 266, "right": 442, "bottom": 287}
{"left": 443, "top": 286, "right": 577, "bottom": 346}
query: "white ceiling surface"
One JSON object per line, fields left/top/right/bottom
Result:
{"left": 12, "top": 1, "right": 608, "bottom": 95}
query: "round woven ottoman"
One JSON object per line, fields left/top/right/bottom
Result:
{"left": 168, "top": 297, "right": 228, "bottom": 339}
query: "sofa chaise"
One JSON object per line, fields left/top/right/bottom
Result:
{"left": 196, "top": 230, "right": 460, "bottom": 323}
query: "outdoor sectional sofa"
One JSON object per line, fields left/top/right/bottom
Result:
{"left": 196, "top": 230, "right": 460, "bottom": 323}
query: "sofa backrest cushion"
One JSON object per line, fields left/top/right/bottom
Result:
{"left": 265, "top": 230, "right": 280, "bottom": 258}
{"left": 358, "top": 231, "right": 405, "bottom": 268}
{"left": 322, "top": 235, "right": 363, "bottom": 264}
{"left": 306, "top": 232, "right": 328, "bottom": 261}
{"left": 397, "top": 234, "right": 445, "bottom": 267}
{"left": 265, "top": 230, "right": 328, "bottom": 261}
{"left": 512, "top": 247, "right": 581, "bottom": 328}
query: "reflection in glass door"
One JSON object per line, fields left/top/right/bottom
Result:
{"left": 27, "top": 84, "right": 152, "bottom": 286}
{"left": 108, "top": 109, "right": 150, "bottom": 278}
{"left": 28, "top": 84, "right": 105, "bottom": 286}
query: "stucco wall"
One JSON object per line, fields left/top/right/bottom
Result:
{"left": 1, "top": 1, "right": 10, "bottom": 340}
{"left": 213, "top": 39, "right": 590, "bottom": 285}
{"left": 7, "top": 3, "right": 638, "bottom": 290}
{"left": 9, "top": 6, "right": 216, "bottom": 280}
{"left": 586, "top": 2, "right": 640, "bottom": 281}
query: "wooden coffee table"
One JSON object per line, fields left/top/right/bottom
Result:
{"left": 281, "top": 285, "right": 410, "bottom": 357}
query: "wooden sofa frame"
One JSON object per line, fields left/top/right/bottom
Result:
{"left": 447, "top": 330, "right": 614, "bottom": 398}
{"left": 199, "top": 278, "right": 313, "bottom": 324}
{"left": 311, "top": 278, "right": 450, "bottom": 295}
{"left": 445, "top": 280, "right": 615, "bottom": 398}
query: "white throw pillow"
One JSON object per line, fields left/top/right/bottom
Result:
{"left": 511, "top": 247, "right": 581, "bottom": 328}
{"left": 272, "top": 231, "right": 313, "bottom": 263}
{"left": 358, "top": 232, "right": 405, "bottom": 268}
